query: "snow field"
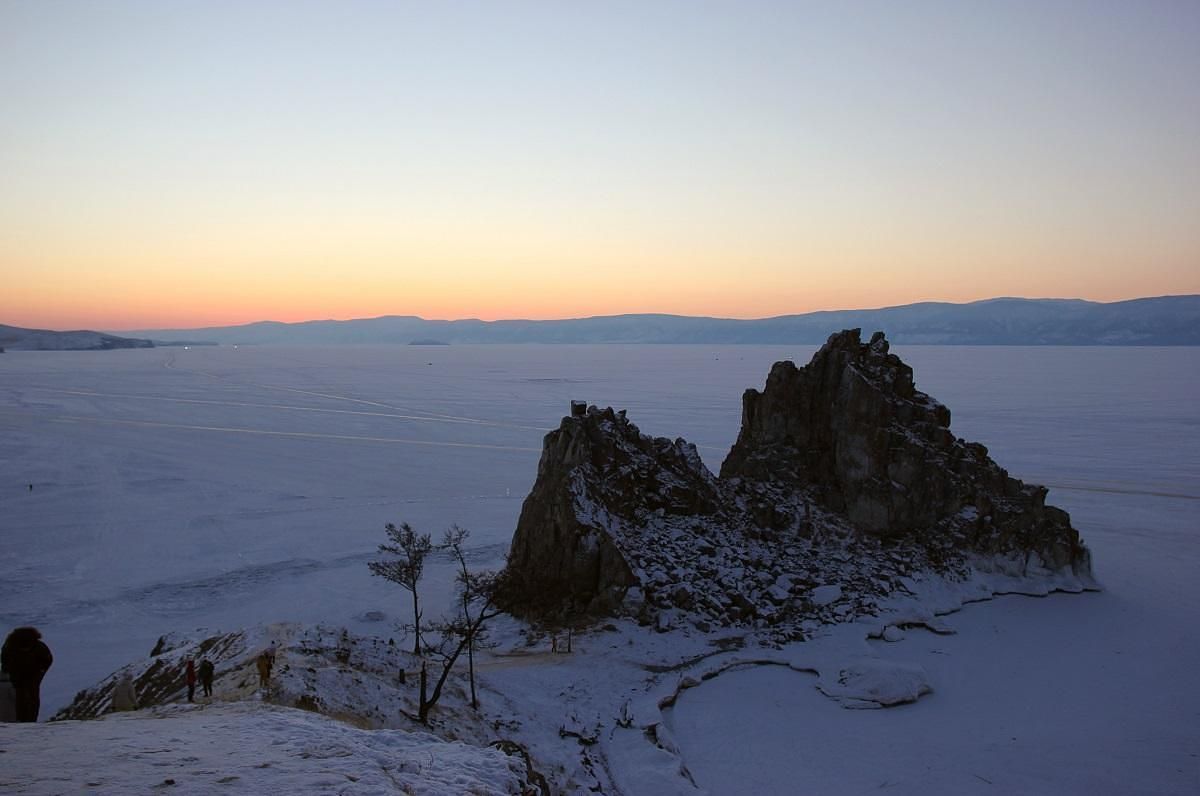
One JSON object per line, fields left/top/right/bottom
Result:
{"left": 0, "top": 701, "right": 523, "bottom": 795}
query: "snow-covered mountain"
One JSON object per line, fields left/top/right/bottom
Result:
{"left": 120, "top": 295, "right": 1200, "bottom": 346}
{"left": 0, "top": 324, "right": 154, "bottom": 351}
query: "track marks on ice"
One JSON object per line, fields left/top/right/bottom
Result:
{"left": 39, "top": 387, "right": 551, "bottom": 433}
{"left": 161, "top": 354, "right": 546, "bottom": 430}
{"left": 46, "top": 414, "right": 542, "bottom": 453}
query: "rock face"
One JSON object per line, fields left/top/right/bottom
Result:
{"left": 721, "top": 330, "right": 1082, "bottom": 569}
{"left": 504, "top": 407, "right": 721, "bottom": 615}
{"left": 501, "top": 329, "right": 1093, "bottom": 629}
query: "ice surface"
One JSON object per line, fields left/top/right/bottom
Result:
{"left": 661, "top": 343, "right": 1200, "bottom": 795}
{"left": 2, "top": 343, "right": 1198, "bottom": 794}
{"left": 0, "top": 344, "right": 803, "bottom": 715}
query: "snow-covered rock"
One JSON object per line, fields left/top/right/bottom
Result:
{"left": 501, "top": 329, "right": 1095, "bottom": 637}
{"left": 817, "top": 658, "right": 932, "bottom": 708}
{"left": 810, "top": 584, "right": 843, "bottom": 606}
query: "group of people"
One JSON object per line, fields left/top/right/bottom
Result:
{"left": 111, "top": 655, "right": 217, "bottom": 711}
{"left": 2, "top": 625, "right": 280, "bottom": 722}
{"left": 183, "top": 657, "right": 216, "bottom": 703}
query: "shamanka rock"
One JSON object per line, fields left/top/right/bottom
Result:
{"left": 501, "top": 329, "right": 1093, "bottom": 632}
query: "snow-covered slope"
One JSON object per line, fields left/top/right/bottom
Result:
{"left": 11, "top": 550, "right": 1172, "bottom": 796}
{"left": 4, "top": 701, "right": 524, "bottom": 795}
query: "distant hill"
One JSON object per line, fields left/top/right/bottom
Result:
{"left": 0, "top": 324, "right": 154, "bottom": 351}
{"left": 121, "top": 295, "right": 1200, "bottom": 346}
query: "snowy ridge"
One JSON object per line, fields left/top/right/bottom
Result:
{"left": 5, "top": 702, "right": 523, "bottom": 795}
{"left": 44, "top": 623, "right": 537, "bottom": 793}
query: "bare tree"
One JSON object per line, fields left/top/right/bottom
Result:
{"left": 368, "top": 522, "right": 433, "bottom": 656}
{"left": 444, "top": 525, "right": 501, "bottom": 709}
{"left": 414, "top": 526, "right": 504, "bottom": 721}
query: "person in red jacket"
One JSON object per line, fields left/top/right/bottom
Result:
{"left": 1, "top": 627, "right": 53, "bottom": 722}
{"left": 185, "top": 658, "right": 196, "bottom": 703}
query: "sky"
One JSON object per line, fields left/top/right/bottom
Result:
{"left": 1, "top": 1, "right": 1198, "bottom": 331}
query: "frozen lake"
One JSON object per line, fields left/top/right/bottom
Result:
{"left": 2, "top": 343, "right": 1198, "bottom": 730}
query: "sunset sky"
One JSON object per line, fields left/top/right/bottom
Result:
{"left": 2, "top": 1, "right": 1198, "bottom": 331}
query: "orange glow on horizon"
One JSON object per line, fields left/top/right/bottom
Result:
{"left": 4, "top": 277, "right": 1196, "bottom": 333}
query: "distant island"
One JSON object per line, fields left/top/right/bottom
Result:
{"left": 115, "top": 295, "right": 1200, "bottom": 346}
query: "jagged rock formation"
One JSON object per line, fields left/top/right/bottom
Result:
{"left": 504, "top": 407, "right": 723, "bottom": 616}
{"left": 501, "top": 329, "right": 1093, "bottom": 632}
{"left": 722, "top": 330, "right": 1084, "bottom": 569}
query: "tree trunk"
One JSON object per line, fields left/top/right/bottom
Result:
{"left": 467, "top": 627, "right": 477, "bottom": 709}
{"left": 418, "top": 660, "right": 429, "bottom": 723}
{"left": 411, "top": 590, "right": 422, "bottom": 656}
{"left": 421, "top": 635, "right": 469, "bottom": 722}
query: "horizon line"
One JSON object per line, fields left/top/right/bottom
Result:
{"left": 97, "top": 293, "right": 1200, "bottom": 335}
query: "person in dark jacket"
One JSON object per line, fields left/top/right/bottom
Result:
{"left": 1, "top": 627, "right": 53, "bottom": 722}
{"left": 198, "top": 659, "right": 214, "bottom": 698}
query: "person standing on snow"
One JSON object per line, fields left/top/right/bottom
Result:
{"left": 0, "top": 671, "right": 17, "bottom": 722}
{"left": 198, "top": 659, "right": 214, "bottom": 698}
{"left": 1, "top": 627, "right": 53, "bottom": 722}
{"left": 185, "top": 658, "right": 196, "bottom": 703}
{"left": 256, "top": 652, "right": 271, "bottom": 688}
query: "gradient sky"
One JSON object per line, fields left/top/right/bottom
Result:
{"left": 2, "top": 1, "right": 1198, "bottom": 331}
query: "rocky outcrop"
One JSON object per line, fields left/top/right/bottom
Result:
{"left": 721, "top": 329, "right": 1085, "bottom": 570}
{"left": 504, "top": 407, "right": 721, "bottom": 615}
{"left": 501, "top": 329, "right": 1093, "bottom": 630}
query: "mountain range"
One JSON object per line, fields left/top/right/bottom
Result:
{"left": 3, "top": 295, "right": 1198, "bottom": 350}
{"left": 124, "top": 295, "right": 1199, "bottom": 346}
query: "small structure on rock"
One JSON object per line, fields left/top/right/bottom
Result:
{"left": 500, "top": 329, "right": 1093, "bottom": 634}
